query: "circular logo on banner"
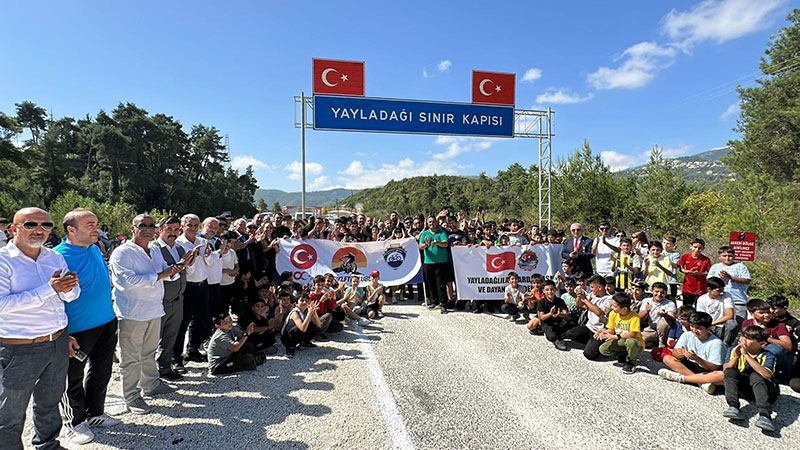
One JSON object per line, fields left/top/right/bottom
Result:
{"left": 383, "top": 247, "right": 407, "bottom": 269}
{"left": 517, "top": 250, "right": 539, "bottom": 271}
{"left": 290, "top": 244, "right": 317, "bottom": 270}
{"left": 332, "top": 247, "right": 367, "bottom": 274}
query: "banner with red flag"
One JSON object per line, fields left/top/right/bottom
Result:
{"left": 472, "top": 70, "right": 515, "bottom": 106}
{"left": 313, "top": 58, "right": 365, "bottom": 96}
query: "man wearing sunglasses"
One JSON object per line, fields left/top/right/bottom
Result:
{"left": 561, "top": 223, "right": 594, "bottom": 277}
{"left": 110, "top": 214, "right": 183, "bottom": 415}
{"left": 0, "top": 207, "right": 81, "bottom": 450}
{"left": 592, "top": 221, "right": 619, "bottom": 277}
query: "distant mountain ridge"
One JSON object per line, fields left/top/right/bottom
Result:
{"left": 254, "top": 188, "right": 357, "bottom": 207}
{"left": 621, "top": 147, "right": 734, "bottom": 182}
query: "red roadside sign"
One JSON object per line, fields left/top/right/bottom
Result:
{"left": 729, "top": 232, "right": 756, "bottom": 261}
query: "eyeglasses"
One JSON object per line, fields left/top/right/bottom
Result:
{"left": 615, "top": 233, "right": 624, "bottom": 237}
{"left": 17, "top": 222, "right": 55, "bottom": 231}
{"left": 135, "top": 223, "right": 157, "bottom": 230}
{"left": 599, "top": 227, "right": 609, "bottom": 231}
{"left": 571, "top": 228, "right": 581, "bottom": 232}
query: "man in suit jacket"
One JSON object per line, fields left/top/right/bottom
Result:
{"left": 153, "top": 216, "right": 192, "bottom": 381}
{"left": 560, "top": 222, "right": 594, "bottom": 277}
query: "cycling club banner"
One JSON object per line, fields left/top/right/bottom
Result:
{"left": 452, "top": 244, "right": 564, "bottom": 300}
{"left": 277, "top": 238, "right": 422, "bottom": 286}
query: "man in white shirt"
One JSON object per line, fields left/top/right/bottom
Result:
{"left": 591, "top": 221, "right": 619, "bottom": 277}
{"left": 0, "top": 207, "right": 80, "bottom": 450}
{"left": 152, "top": 216, "right": 194, "bottom": 381}
{"left": 110, "top": 214, "right": 182, "bottom": 415}
{"left": 174, "top": 214, "right": 212, "bottom": 369}
{"left": 564, "top": 275, "right": 613, "bottom": 360}
{"left": 200, "top": 217, "right": 227, "bottom": 322}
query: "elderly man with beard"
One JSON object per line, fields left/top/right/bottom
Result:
{"left": 152, "top": 216, "right": 195, "bottom": 381}
{"left": 174, "top": 214, "right": 212, "bottom": 369}
{"left": 110, "top": 214, "right": 183, "bottom": 415}
{"left": 53, "top": 209, "right": 120, "bottom": 445}
{"left": 0, "top": 207, "right": 80, "bottom": 450}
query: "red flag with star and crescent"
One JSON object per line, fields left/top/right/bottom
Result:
{"left": 471, "top": 70, "right": 515, "bottom": 106}
{"left": 313, "top": 58, "right": 365, "bottom": 96}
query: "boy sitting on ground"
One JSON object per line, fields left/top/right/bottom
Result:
{"left": 565, "top": 275, "right": 613, "bottom": 360}
{"left": 309, "top": 275, "right": 339, "bottom": 338}
{"left": 768, "top": 295, "right": 800, "bottom": 392}
{"left": 658, "top": 311, "right": 727, "bottom": 394}
{"left": 639, "top": 282, "right": 676, "bottom": 348}
{"left": 363, "top": 270, "right": 387, "bottom": 319}
{"left": 667, "top": 305, "right": 695, "bottom": 348}
{"left": 502, "top": 271, "right": 527, "bottom": 322}
{"left": 742, "top": 299, "right": 793, "bottom": 382}
{"left": 695, "top": 276, "right": 738, "bottom": 346}
{"left": 597, "top": 293, "right": 645, "bottom": 374}
{"left": 342, "top": 275, "right": 373, "bottom": 326}
{"left": 722, "top": 326, "right": 779, "bottom": 433}
{"left": 281, "top": 293, "right": 322, "bottom": 358}
{"left": 537, "top": 280, "right": 571, "bottom": 351}
{"left": 207, "top": 314, "right": 258, "bottom": 375}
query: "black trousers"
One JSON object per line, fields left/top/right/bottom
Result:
{"left": 423, "top": 263, "right": 448, "bottom": 306}
{"left": 62, "top": 318, "right": 118, "bottom": 426}
{"left": 564, "top": 325, "right": 604, "bottom": 360}
{"left": 681, "top": 292, "right": 700, "bottom": 307}
{"left": 541, "top": 319, "right": 570, "bottom": 342}
{"left": 211, "top": 342, "right": 256, "bottom": 375}
{"left": 724, "top": 368, "right": 779, "bottom": 416}
{"left": 281, "top": 323, "right": 319, "bottom": 349}
{"left": 207, "top": 283, "right": 221, "bottom": 335}
{"left": 501, "top": 303, "right": 532, "bottom": 319}
{"left": 174, "top": 281, "right": 209, "bottom": 363}
{"left": 219, "top": 283, "right": 239, "bottom": 317}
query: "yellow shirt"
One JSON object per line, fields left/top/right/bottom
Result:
{"left": 606, "top": 310, "right": 645, "bottom": 347}
{"left": 645, "top": 255, "right": 672, "bottom": 287}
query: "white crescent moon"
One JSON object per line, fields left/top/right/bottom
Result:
{"left": 293, "top": 249, "right": 309, "bottom": 264}
{"left": 490, "top": 256, "right": 502, "bottom": 269}
{"left": 322, "top": 68, "right": 338, "bottom": 87}
{"left": 479, "top": 79, "right": 493, "bottom": 96}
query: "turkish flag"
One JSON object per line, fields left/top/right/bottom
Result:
{"left": 472, "top": 70, "right": 515, "bottom": 106}
{"left": 313, "top": 58, "right": 365, "bottom": 96}
{"left": 487, "top": 252, "right": 516, "bottom": 273}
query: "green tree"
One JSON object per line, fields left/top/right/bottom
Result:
{"left": 272, "top": 201, "right": 282, "bottom": 213}
{"left": 15, "top": 101, "right": 47, "bottom": 146}
{"left": 633, "top": 146, "right": 693, "bottom": 236}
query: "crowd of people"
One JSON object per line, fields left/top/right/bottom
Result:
{"left": 0, "top": 206, "right": 797, "bottom": 448}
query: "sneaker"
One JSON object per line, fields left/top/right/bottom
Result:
{"left": 171, "top": 362, "right": 187, "bottom": 374}
{"left": 391, "top": 296, "right": 398, "bottom": 304}
{"left": 142, "top": 381, "right": 176, "bottom": 397}
{"left": 529, "top": 328, "right": 544, "bottom": 336}
{"left": 86, "top": 413, "right": 121, "bottom": 428}
{"left": 472, "top": 306, "right": 483, "bottom": 314}
{"left": 700, "top": 382, "right": 716, "bottom": 394}
{"left": 315, "top": 334, "right": 330, "bottom": 342}
{"left": 67, "top": 422, "right": 95, "bottom": 445}
{"left": 554, "top": 340, "right": 568, "bottom": 351}
{"left": 722, "top": 406, "right": 743, "bottom": 420}
{"left": 285, "top": 347, "right": 296, "bottom": 358}
{"left": 125, "top": 398, "right": 151, "bottom": 415}
{"left": 301, "top": 341, "right": 317, "bottom": 347}
{"left": 160, "top": 370, "right": 184, "bottom": 381}
{"left": 431, "top": 304, "right": 440, "bottom": 311}
{"left": 622, "top": 362, "right": 636, "bottom": 374}
{"left": 358, "top": 318, "right": 372, "bottom": 326}
{"left": 754, "top": 415, "right": 775, "bottom": 432}
{"left": 184, "top": 351, "right": 205, "bottom": 363}
{"left": 254, "top": 352, "right": 267, "bottom": 366}
{"left": 440, "top": 306, "right": 448, "bottom": 314}
{"left": 613, "top": 355, "right": 627, "bottom": 367}
{"left": 264, "top": 344, "right": 280, "bottom": 355}
{"left": 658, "top": 369, "right": 684, "bottom": 383}
{"left": 505, "top": 315, "right": 514, "bottom": 321}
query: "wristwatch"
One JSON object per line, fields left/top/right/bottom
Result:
{"left": 242, "top": 332, "right": 248, "bottom": 337}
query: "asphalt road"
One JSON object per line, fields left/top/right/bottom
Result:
{"left": 22, "top": 302, "right": 800, "bottom": 449}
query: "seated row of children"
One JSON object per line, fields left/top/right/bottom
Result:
{"left": 502, "top": 271, "right": 798, "bottom": 433}
{"left": 207, "top": 271, "right": 389, "bottom": 366}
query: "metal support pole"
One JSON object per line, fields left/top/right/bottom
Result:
{"left": 301, "top": 91, "right": 307, "bottom": 219}
{"left": 546, "top": 108, "right": 553, "bottom": 228}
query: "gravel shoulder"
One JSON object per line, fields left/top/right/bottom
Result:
{"left": 22, "top": 303, "right": 800, "bottom": 449}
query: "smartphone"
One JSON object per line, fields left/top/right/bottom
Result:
{"left": 61, "top": 271, "right": 77, "bottom": 278}
{"left": 74, "top": 349, "right": 88, "bottom": 362}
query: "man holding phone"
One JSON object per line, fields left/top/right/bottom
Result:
{"left": 54, "top": 208, "right": 120, "bottom": 445}
{"left": 0, "top": 207, "right": 80, "bottom": 450}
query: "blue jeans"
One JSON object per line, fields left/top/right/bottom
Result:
{"left": 0, "top": 333, "right": 69, "bottom": 450}
{"left": 765, "top": 342, "right": 794, "bottom": 381}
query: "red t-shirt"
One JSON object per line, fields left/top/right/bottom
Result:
{"left": 679, "top": 253, "right": 711, "bottom": 295}
{"left": 742, "top": 319, "right": 790, "bottom": 341}
{"left": 309, "top": 291, "right": 337, "bottom": 316}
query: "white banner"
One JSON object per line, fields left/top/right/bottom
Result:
{"left": 452, "top": 244, "right": 564, "bottom": 300}
{"left": 277, "top": 238, "right": 422, "bottom": 286}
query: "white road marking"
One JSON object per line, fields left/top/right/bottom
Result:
{"left": 357, "top": 327, "right": 415, "bottom": 450}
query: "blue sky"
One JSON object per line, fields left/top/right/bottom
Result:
{"left": 1, "top": 0, "right": 793, "bottom": 191}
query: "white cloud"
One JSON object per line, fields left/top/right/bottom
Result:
{"left": 438, "top": 60, "right": 452, "bottom": 73}
{"left": 721, "top": 102, "right": 740, "bottom": 119}
{"left": 337, "top": 157, "right": 462, "bottom": 189}
{"left": 601, "top": 151, "right": 637, "bottom": 172}
{"left": 432, "top": 135, "right": 495, "bottom": 160}
{"left": 284, "top": 161, "right": 323, "bottom": 181}
{"left": 522, "top": 68, "right": 542, "bottom": 83}
{"left": 308, "top": 176, "right": 331, "bottom": 190}
{"left": 662, "top": 0, "right": 785, "bottom": 45}
{"left": 230, "top": 155, "right": 272, "bottom": 171}
{"left": 587, "top": 41, "right": 678, "bottom": 90}
{"left": 661, "top": 145, "right": 692, "bottom": 158}
{"left": 423, "top": 68, "right": 433, "bottom": 78}
{"left": 535, "top": 88, "right": 594, "bottom": 104}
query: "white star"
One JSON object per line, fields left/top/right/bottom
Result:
{"left": 495, "top": 85, "right": 502, "bottom": 92}
{"left": 341, "top": 74, "right": 348, "bottom": 82}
